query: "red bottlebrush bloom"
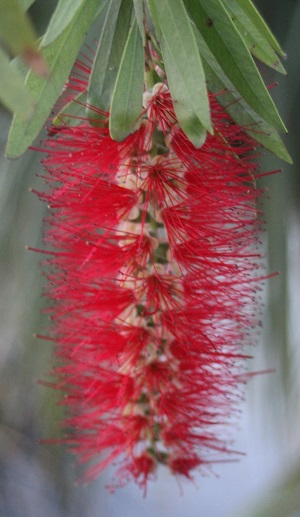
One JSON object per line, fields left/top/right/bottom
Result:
{"left": 36, "top": 80, "right": 266, "bottom": 491}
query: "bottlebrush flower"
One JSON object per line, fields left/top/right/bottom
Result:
{"left": 35, "top": 79, "right": 266, "bottom": 492}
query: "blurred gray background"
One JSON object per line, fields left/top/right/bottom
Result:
{"left": 0, "top": 1, "right": 300, "bottom": 516}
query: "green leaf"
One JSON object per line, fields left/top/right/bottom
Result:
{"left": 53, "top": 91, "right": 87, "bottom": 127}
{"left": 148, "top": 0, "right": 212, "bottom": 146}
{"left": 87, "top": 0, "right": 133, "bottom": 117}
{"left": 184, "top": 0, "right": 286, "bottom": 133}
{"left": 235, "top": 0, "right": 285, "bottom": 57}
{"left": 19, "top": 0, "right": 38, "bottom": 10}
{"left": 0, "top": 47, "right": 33, "bottom": 118}
{"left": 133, "top": 0, "right": 146, "bottom": 46}
{"left": 147, "top": 0, "right": 159, "bottom": 31}
{"left": 0, "top": 0, "right": 37, "bottom": 56}
{"left": 193, "top": 27, "right": 291, "bottom": 163}
{"left": 109, "top": 20, "right": 144, "bottom": 141}
{"left": 161, "top": 36, "right": 208, "bottom": 148}
{"left": 6, "top": 0, "right": 101, "bottom": 159}
{"left": 41, "top": 0, "right": 86, "bottom": 47}
{"left": 225, "top": 0, "right": 286, "bottom": 73}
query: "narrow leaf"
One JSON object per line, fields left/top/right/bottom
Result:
{"left": 148, "top": 0, "right": 212, "bottom": 145}
{"left": 0, "top": 0, "right": 37, "bottom": 56}
{"left": 41, "top": 0, "right": 86, "bottom": 47}
{"left": 87, "top": 0, "right": 133, "bottom": 117}
{"left": 10, "top": 35, "right": 46, "bottom": 81}
{"left": 235, "top": 0, "right": 285, "bottom": 57}
{"left": 147, "top": 0, "right": 160, "bottom": 32}
{"left": 161, "top": 36, "right": 207, "bottom": 148}
{"left": 19, "top": 0, "right": 38, "bottom": 10}
{"left": 53, "top": 91, "right": 87, "bottom": 127}
{"left": 226, "top": 0, "right": 286, "bottom": 73}
{"left": 0, "top": 47, "right": 33, "bottom": 118}
{"left": 6, "top": 0, "right": 101, "bottom": 158}
{"left": 193, "top": 27, "right": 291, "bottom": 163}
{"left": 133, "top": 0, "right": 146, "bottom": 46}
{"left": 184, "top": 0, "right": 286, "bottom": 133}
{"left": 109, "top": 20, "right": 144, "bottom": 141}
{"left": 0, "top": 0, "right": 47, "bottom": 75}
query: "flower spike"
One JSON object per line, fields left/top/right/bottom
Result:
{"left": 36, "top": 81, "right": 267, "bottom": 491}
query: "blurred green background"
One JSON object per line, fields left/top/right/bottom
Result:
{"left": 0, "top": 1, "right": 300, "bottom": 516}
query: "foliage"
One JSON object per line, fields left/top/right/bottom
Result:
{"left": 0, "top": 0, "right": 291, "bottom": 161}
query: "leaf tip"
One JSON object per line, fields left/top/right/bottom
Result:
{"left": 22, "top": 48, "right": 49, "bottom": 78}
